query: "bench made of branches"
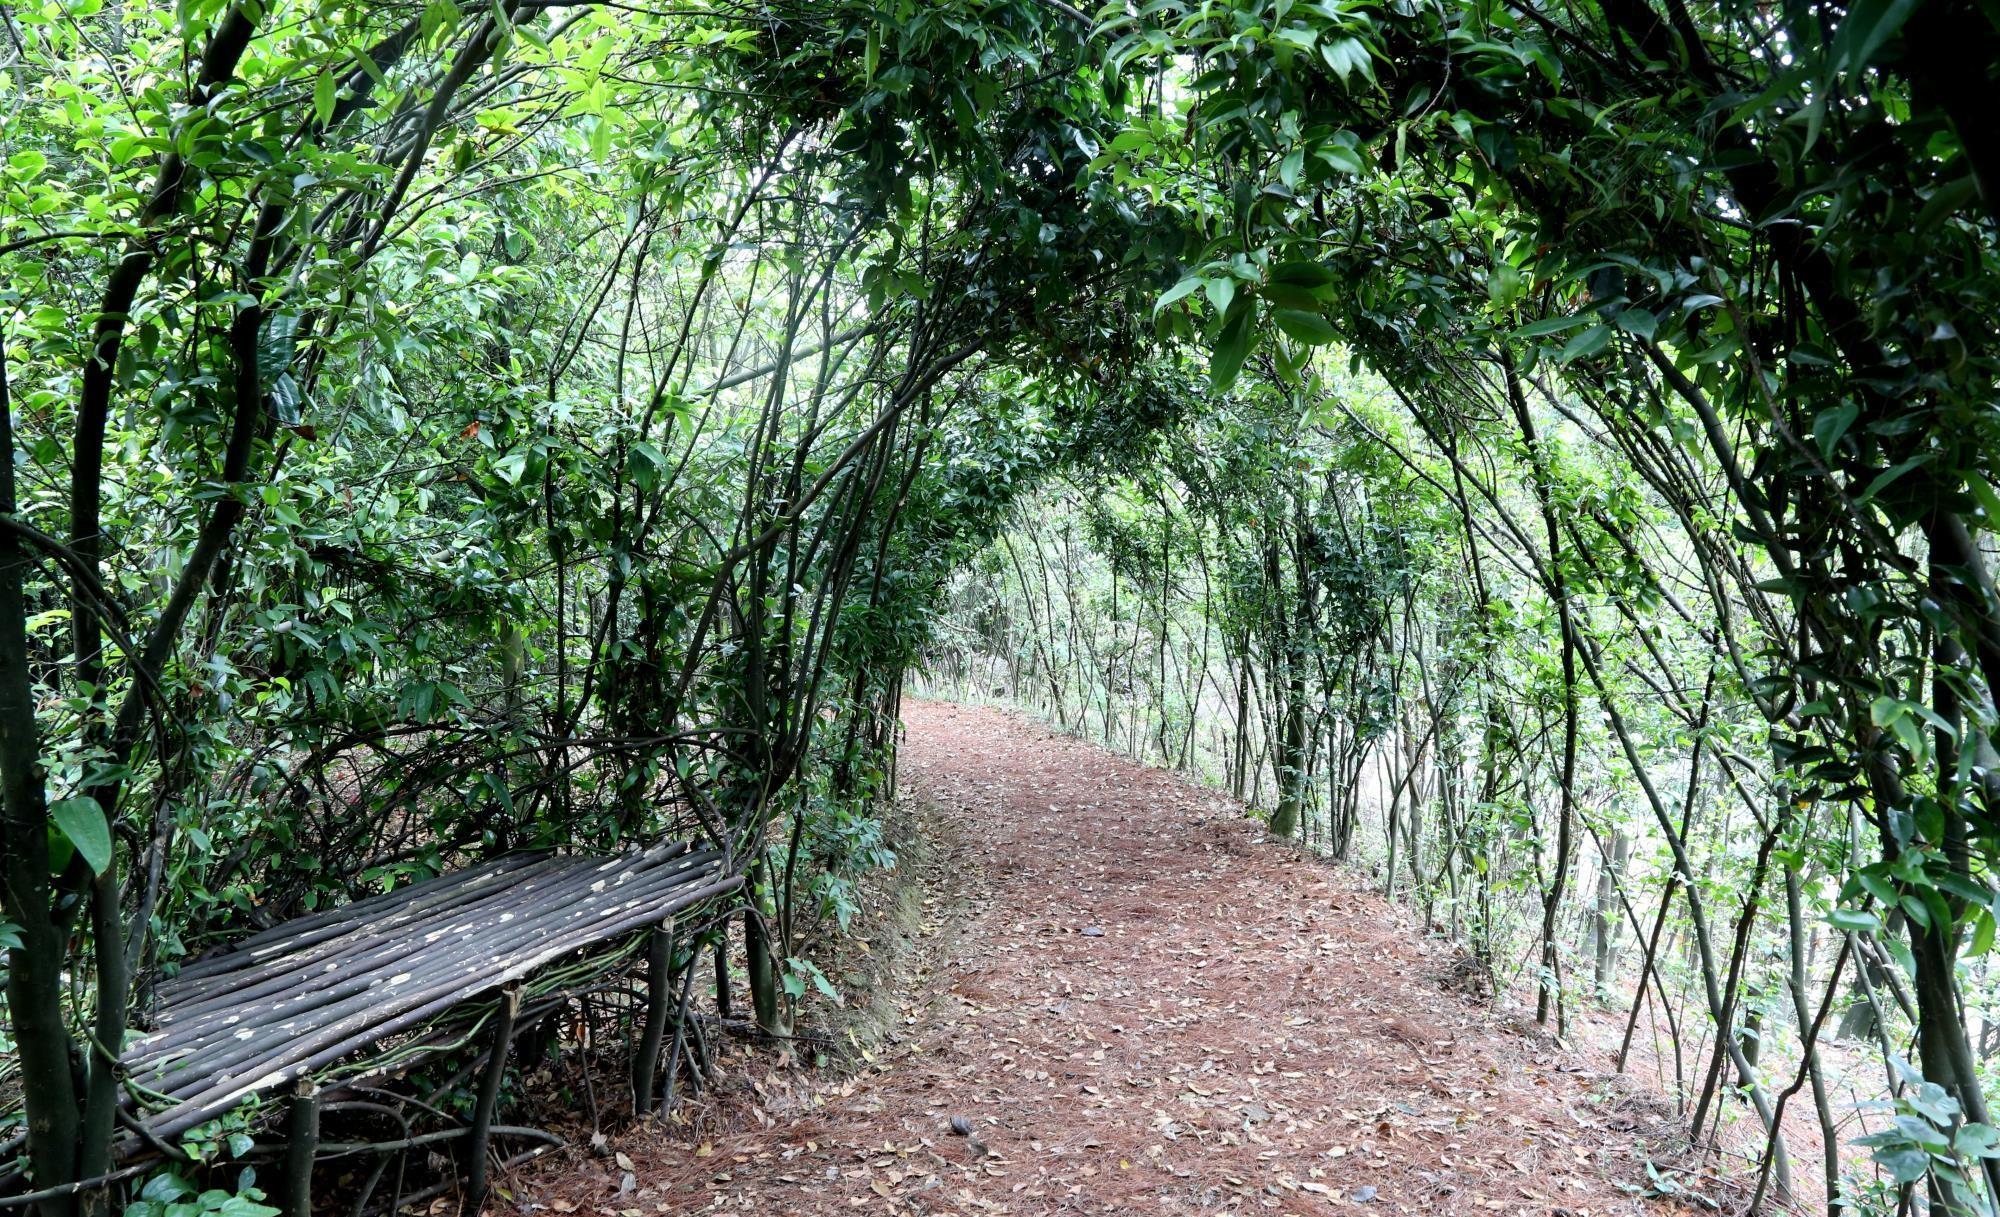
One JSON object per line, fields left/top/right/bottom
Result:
{"left": 107, "top": 839, "right": 740, "bottom": 1209}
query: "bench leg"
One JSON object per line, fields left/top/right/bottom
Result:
{"left": 713, "top": 926, "right": 732, "bottom": 1020}
{"left": 631, "top": 921, "right": 675, "bottom": 1117}
{"left": 464, "top": 987, "right": 520, "bottom": 1214}
{"left": 282, "top": 1079, "right": 319, "bottom": 1217}
{"left": 660, "top": 951, "right": 701, "bottom": 1115}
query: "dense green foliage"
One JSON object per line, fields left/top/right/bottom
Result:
{"left": 943, "top": 0, "right": 2000, "bottom": 1209}
{"left": 0, "top": 0, "right": 1995, "bottom": 1212}
{"left": 0, "top": 3, "right": 1189, "bottom": 1207}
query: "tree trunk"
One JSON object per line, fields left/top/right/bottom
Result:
{"left": 1593, "top": 831, "right": 1631, "bottom": 1001}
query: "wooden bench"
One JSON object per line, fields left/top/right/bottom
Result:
{"left": 106, "top": 839, "right": 740, "bottom": 1210}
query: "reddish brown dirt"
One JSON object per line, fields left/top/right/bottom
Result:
{"left": 517, "top": 702, "right": 1673, "bottom": 1215}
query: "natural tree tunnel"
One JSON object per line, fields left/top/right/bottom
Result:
{"left": 0, "top": 0, "right": 1996, "bottom": 1213}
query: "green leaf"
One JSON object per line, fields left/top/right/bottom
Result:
{"left": 313, "top": 71, "right": 337, "bottom": 127}
{"left": 1613, "top": 308, "right": 1657, "bottom": 341}
{"left": 1557, "top": 325, "right": 1612, "bottom": 362}
{"left": 1271, "top": 307, "right": 1337, "bottom": 345}
{"left": 1319, "top": 38, "right": 1373, "bottom": 85}
{"left": 1268, "top": 261, "right": 1338, "bottom": 288}
{"left": 1871, "top": 1143, "right": 1931, "bottom": 1184}
{"left": 1812, "top": 401, "right": 1859, "bottom": 457}
{"left": 630, "top": 440, "right": 668, "bottom": 490}
{"left": 257, "top": 313, "right": 300, "bottom": 380}
{"left": 810, "top": 968, "right": 843, "bottom": 1006}
{"left": 350, "top": 43, "right": 392, "bottom": 91}
{"left": 1956, "top": 1122, "right": 2000, "bottom": 1159}
{"left": 6, "top": 149, "right": 48, "bottom": 179}
{"left": 1209, "top": 303, "right": 1256, "bottom": 392}
{"left": 1901, "top": 892, "right": 1932, "bottom": 929}
{"left": 1857, "top": 868, "right": 1899, "bottom": 907}
{"left": 1933, "top": 870, "right": 1989, "bottom": 905}
{"left": 1204, "top": 276, "right": 1237, "bottom": 315}
{"left": 268, "top": 373, "right": 303, "bottom": 427}
{"left": 1514, "top": 314, "right": 1585, "bottom": 339}
{"left": 1259, "top": 282, "right": 1322, "bottom": 311}
{"left": 1970, "top": 909, "right": 1995, "bottom": 957}
{"left": 1154, "top": 276, "right": 1201, "bottom": 316}
{"left": 1827, "top": 907, "right": 1881, "bottom": 934}
{"left": 1904, "top": 1075, "right": 1964, "bottom": 1125}
{"left": 1316, "top": 142, "right": 1366, "bottom": 175}
{"left": 45, "top": 825, "right": 73, "bottom": 874}
{"left": 51, "top": 796, "right": 112, "bottom": 875}
{"left": 1833, "top": 0, "right": 1919, "bottom": 73}
{"left": 1889, "top": 713, "right": 1925, "bottom": 756}
{"left": 1859, "top": 454, "right": 1932, "bottom": 506}
{"left": 141, "top": 1174, "right": 195, "bottom": 1205}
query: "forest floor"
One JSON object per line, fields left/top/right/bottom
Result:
{"left": 517, "top": 701, "right": 1699, "bottom": 1216}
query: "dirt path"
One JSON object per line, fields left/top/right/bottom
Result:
{"left": 524, "top": 702, "right": 1661, "bottom": 1215}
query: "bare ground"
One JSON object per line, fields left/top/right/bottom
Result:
{"left": 516, "top": 701, "right": 1685, "bottom": 1216}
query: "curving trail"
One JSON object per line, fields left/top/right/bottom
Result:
{"left": 527, "top": 701, "right": 1654, "bottom": 1215}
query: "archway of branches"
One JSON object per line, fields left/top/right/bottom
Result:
{"left": 0, "top": 1, "right": 1994, "bottom": 1211}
